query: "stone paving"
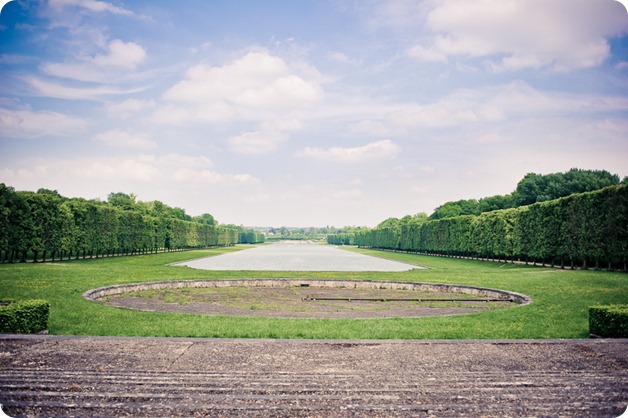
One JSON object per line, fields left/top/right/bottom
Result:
{"left": 1, "top": 335, "right": 626, "bottom": 417}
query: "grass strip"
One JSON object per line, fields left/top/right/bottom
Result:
{"left": 1, "top": 245, "right": 626, "bottom": 339}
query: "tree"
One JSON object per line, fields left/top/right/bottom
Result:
{"left": 377, "top": 218, "right": 400, "bottom": 229}
{"left": 107, "top": 192, "right": 137, "bottom": 211}
{"left": 478, "top": 194, "right": 513, "bottom": 213}
{"left": 512, "top": 168, "right": 620, "bottom": 206}
{"left": 430, "top": 199, "right": 479, "bottom": 220}
{"left": 193, "top": 213, "right": 216, "bottom": 225}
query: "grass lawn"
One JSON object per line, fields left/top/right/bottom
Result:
{"left": 1, "top": 245, "right": 626, "bottom": 339}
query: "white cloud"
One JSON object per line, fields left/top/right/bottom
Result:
{"left": 23, "top": 76, "right": 147, "bottom": 100}
{"left": 296, "top": 139, "right": 400, "bottom": 163}
{"left": 345, "top": 81, "right": 628, "bottom": 139}
{"left": 42, "top": 62, "right": 103, "bottom": 83}
{"left": 87, "top": 158, "right": 160, "bottom": 181}
{"left": 42, "top": 39, "right": 147, "bottom": 83}
{"left": 94, "top": 129, "right": 157, "bottom": 149}
{"left": 172, "top": 169, "right": 259, "bottom": 185}
{"left": 407, "top": 44, "right": 447, "bottom": 62}
{"left": 332, "top": 189, "right": 364, "bottom": 199}
{"left": 228, "top": 118, "right": 302, "bottom": 154}
{"left": 228, "top": 130, "right": 289, "bottom": 155}
{"left": 407, "top": 0, "right": 628, "bottom": 71}
{"left": 92, "top": 39, "right": 146, "bottom": 69}
{"left": 159, "top": 50, "right": 323, "bottom": 124}
{"left": 105, "top": 99, "right": 155, "bottom": 118}
{"left": 328, "top": 51, "right": 358, "bottom": 65}
{"left": 0, "top": 107, "right": 86, "bottom": 138}
{"left": 48, "top": 0, "right": 133, "bottom": 16}
{"left": 0, "top": 153, "right": 258, "bottom": 188}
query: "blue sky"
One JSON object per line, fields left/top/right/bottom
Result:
{"left": 1, "top": 0, "right": 627, "bottom": 227}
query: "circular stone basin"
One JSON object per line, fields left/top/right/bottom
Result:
{"left": 84, "top": 279, "right": 532, "bottom": 319}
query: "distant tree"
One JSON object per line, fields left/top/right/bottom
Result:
{"left": 430, "top": 199, "right": 479, "bottom": 220}
{"left": 107, "top": 192, "right": 137, "bottom": 211}
{"left": 377, "top": 218, "right": 400, "bottom": 229}
{"left": 193, "top": 213, "right": 216, "bottom": 225}
{"left": 36, "top": 188, "right": 64, "bottom": 199}
{"left": 404, "top": 212, "right": 429, "bottom": 225}
{"left": 512, "top": 168, "right": 619, "bottom": 206}
{"left": 478, "top": 194, "right": 513, "bottom": 213}
{"left": 170, "top": 207, "right": 192, "bottom": 221}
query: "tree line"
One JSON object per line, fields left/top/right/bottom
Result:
{"left": 341, "top": 185, "right": 627, "bottom": 270}
{"left": 429, "top": 168, "right": 624, "bottom": 219}
{"left": 0, "top": 185, "right": 264, "bottom": 263}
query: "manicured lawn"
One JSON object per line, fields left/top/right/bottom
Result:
{"left": 1, "top": 245, "right": 626, "bottom": 339}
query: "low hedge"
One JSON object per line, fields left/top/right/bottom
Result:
{"left": 0, "top": 299, "right": 50, "bottom": 334}
{"left": 589, "top": 305, "right": 628, "bottom": 338}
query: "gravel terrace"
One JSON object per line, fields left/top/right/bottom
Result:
{"left": 0, "top": 335, "right": 626, "bottom": 417}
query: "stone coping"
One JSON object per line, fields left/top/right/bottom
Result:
{"left": 83, "top": 278, "right": 532, "bottom": 306}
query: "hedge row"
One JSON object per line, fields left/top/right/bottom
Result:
{"left": 355, "top": 185, "right": 627, "bottom": 270}
{"left": 589, "top": 305, "right": 628, "bottom": 338}
{"left": 0, "top": 299, "right": 50, "bottom": 334}
{"left": 0, "top": 186, "right": 244, "bottom": 263}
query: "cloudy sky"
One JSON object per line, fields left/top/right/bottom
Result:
{"left": 1, "top": 0, "right": 627, "bottom": 227}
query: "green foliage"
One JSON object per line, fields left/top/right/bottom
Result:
{"left": 264, "top": 226, "right": 336, "bottom": 241}
{"left": 357, "top": 185, "right": 628, "bottom": 270}
{"left": 233, "top": 226, "right": 265, "bottom": 244}
{"left": 107, "top": 192, "right": 138, "bottom": 211}
{"left": 327, "top": 233, "right": 355, "bottom": 245}
{"left": 512, "top": 168, "right": 620, "bottom": 206}
{"left": 0, "top": 184, "right": 240, "bottom": 262}
{"left": 430, "top": 199, "right": 480, "bottom": 220}
{"left": 193, "top": 213, "right": 216, "bottom": 226}
{"left": 429, "top": 168, "right": 621, "bottom": 220}
{"left": 0, "top": 247, "right": 626, "bottom": 339}
{"left": 589, "top": 305, "right": 628, "bottom": 338}
{"left": 0, "top": 299, "right": 50, "bottom": 333}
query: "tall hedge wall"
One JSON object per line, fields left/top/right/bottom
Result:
{"left": 0, "top": 185, "right": 242, "bottom": 262}
{"left": 355, "top": 185, "right": 627, "bottom": 270}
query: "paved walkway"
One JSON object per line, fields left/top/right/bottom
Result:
{"left": 1, "top": 335, "right": 626, "bottom": 417}
{"left": 172, "top": 241, "right": 421, "bottom": 271}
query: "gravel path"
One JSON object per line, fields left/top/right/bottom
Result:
{"left": 172, "top": 241, "right": 422, "bottom": 271}
{"left": 1, "top": 335, "right": 626, "bottom": 417}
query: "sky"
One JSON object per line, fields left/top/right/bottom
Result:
{"left": 0, "top": 0, "right": 627, "bottom": 228}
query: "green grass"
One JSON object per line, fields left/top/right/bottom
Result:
{"left": 0, "top": 245, "right": 626, "bottom": 339}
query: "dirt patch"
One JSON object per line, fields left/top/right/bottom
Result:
{"left": 103, "top": 285, "right": 514, "bottom": 319}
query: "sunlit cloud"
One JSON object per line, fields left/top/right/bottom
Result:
{"left": 94, "top": 129, "right": 157, "bottom": 149}
{"left": 0, "top": 107, "right": 86, "bottom": 138}
{"left": 296, "top": 139, "right": 400, "bottom": 163}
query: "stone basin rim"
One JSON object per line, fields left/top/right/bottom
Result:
{"left": 84, "top": 278, "right": 533, "bottom": 307}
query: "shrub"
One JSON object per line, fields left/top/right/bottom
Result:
{"left": 589, "top": 305, "right": 628, "bottom": 338}
{"left": 0, "top": 299, "right": 50, "bottom": 333}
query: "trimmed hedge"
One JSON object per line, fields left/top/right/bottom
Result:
{"left": 0, "top": 299, "right": 50, "bottom": 334}
{"left": 589, "top": 305, "right": 628, "bottom": 338}
{"left": 353, "top": 185, "right": 628, "bottom": 270}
